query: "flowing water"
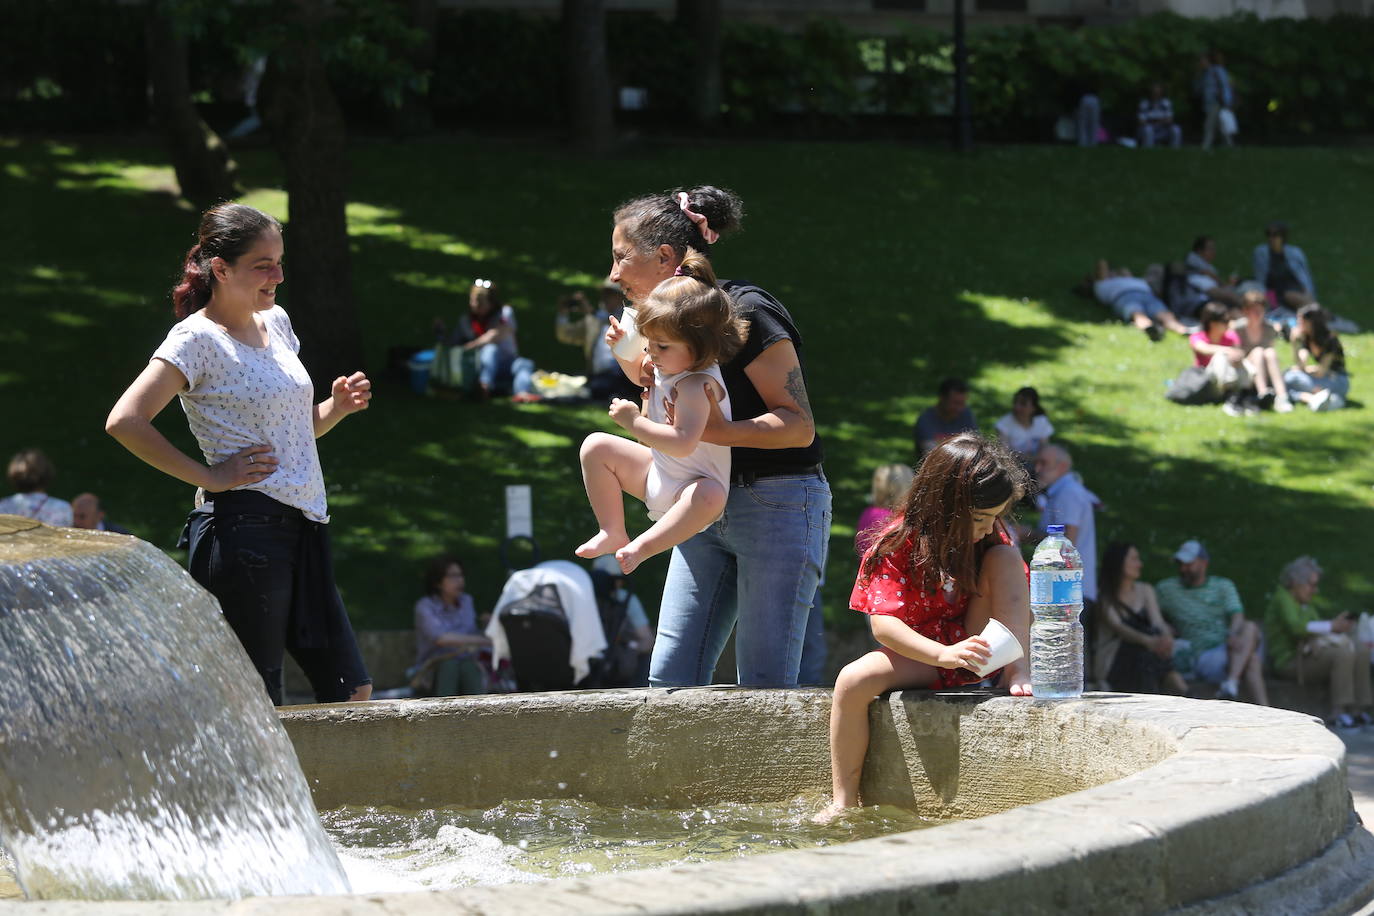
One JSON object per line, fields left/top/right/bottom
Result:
{"left": 326, "top": 798, "right": 938, "bottom": 891}
{"left": 0, "top": 518, "right": 937, "bottom": 903}
{"left": 0, "top": 519, "right": 349, "bottom": 901}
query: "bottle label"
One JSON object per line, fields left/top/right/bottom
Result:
{"left": 1031, "top": 570, "right": 1082, "bottom": 605}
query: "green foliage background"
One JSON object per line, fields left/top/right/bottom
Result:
{"left": 6, "top": 3, "right": 1374, "bottom": 142}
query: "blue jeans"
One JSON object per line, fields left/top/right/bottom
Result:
{"left": 477, "top": 344, "right": 534, "bottom": 395}
{"left": 650, "top": 473, "right": 832, "bottom": 688}
{"left": 798, "top": 547, "right": 828, "bottom": 686}
{"left": 1284, "top": 368, "right": 1349, "bottom": 405}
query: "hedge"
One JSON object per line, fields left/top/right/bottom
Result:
{"left": 4, "top": 2, "right": 1373, "bottom": 141}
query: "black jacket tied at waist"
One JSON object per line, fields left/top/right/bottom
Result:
{"left": 178, "top": 489, "right": 347, "bottom": 651}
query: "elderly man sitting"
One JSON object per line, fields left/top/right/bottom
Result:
{"left": 1032, "top": 445, "right": 1098, "bottom": 606}
{"left": 1264, "top": 556, "right": 1372, "bottom": 731}
{"left": 1156, "top": 540, "right": 1268, "bottom": 704}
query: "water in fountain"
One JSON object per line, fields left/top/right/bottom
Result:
{"left": 325, "top": 798, "right": 938, "bottom": 890}
{"left": 0, "top": 517, "right": 350, "bottom": 901}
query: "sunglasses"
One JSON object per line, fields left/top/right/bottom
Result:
{"left": 473, "top": 278, "right": 493, "bottom": 289}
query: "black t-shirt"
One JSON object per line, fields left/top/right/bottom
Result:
{"left": 1266, "top": 250, "right": 1302, "bottom": 296}
{"left": 720, "top": 280, "right": 824, "bottom": 476}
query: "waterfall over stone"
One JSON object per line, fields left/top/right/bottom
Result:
{"left": 0, "top": 516, "right": 350, "bottom": 901}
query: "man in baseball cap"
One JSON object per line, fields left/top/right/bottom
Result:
{"left": 1174, "top": 540, "right": 1207, "bottom": 564}
{"left": 1157, "top": 539, "right": 1267, "bottom": 704}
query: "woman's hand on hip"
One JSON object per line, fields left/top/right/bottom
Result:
{"left": 208, "top": 445, "right": 278, "bottom": 491}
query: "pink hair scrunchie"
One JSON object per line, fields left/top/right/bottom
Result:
{"left": 677, "top": 192, "right": 719, "bottom": 245}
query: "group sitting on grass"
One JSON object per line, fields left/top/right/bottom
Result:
{"left": 1081, "top": 220, "right": 1356, "bottom": 413}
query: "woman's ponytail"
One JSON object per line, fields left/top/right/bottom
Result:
{"left": 171, "top": 243, "right": 211, "bottom": 320}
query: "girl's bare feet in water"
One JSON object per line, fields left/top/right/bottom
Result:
{"left": 810, "top": 802, "right": 851, "bottom": 825}
{"left": 575, "top": 529, "right": 629, "bottom": 559}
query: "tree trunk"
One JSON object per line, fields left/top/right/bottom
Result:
{"left": 145, "top": 0, "right": 240, "bottom": 206}
{"left": 676, "top": 0, "right": 723, "bottom": 128}
{"left": 392, "top": 0, "right": 438, "bottom": 135}
{"left": 260, "top": 0, "right": 364, "bottom": 390}
{"left": 562, "top": 0, "right": 614, "bottom": 155}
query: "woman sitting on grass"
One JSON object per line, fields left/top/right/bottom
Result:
{"left": 817, "top": 433, "right": 1031, "bottom": 820}
{"left": 994, "top": 386, "right": 1054, "bottom": 465}
{"left": 445, "top": 279, "right": 536, "bottom": 400}
{"left": 1232, "top": 287, "right": 1292, "bottom": 413}
{"left": 1283, "top": 303, "right": 1349, "bottom": 412}
{"left": 575, "top": 250, "right": 747, "bottom": 575}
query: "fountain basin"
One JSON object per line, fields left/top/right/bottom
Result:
{"left": 5, "top": 687, "right": 1372, "bottom": 914}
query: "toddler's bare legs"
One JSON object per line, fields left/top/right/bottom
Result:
{"left": 814, "top": 647, "right": 936, "bottom": 822}
{"left": 614, "top": 477, "right": 725, "bottom": 575}
{"left": 575, "top": 432, "right": 651, "bottom": 560}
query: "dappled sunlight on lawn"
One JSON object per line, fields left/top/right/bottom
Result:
{"left": 3, "top": 135, "right": 1372, "bottom": 630}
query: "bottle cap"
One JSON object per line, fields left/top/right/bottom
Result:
{"left": 1046, "top": 524, "right": 1065, "bottom": 535}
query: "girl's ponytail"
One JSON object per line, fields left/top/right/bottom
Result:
{"left": 675, "top": 248, "right": 719, "bottom": 288}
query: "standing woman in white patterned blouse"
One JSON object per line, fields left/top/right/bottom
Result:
{"left": 107, "top": 203, "right": 373, "bottom": 705}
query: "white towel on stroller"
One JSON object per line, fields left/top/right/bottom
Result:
{"left": 485, "top": 559, "right": 608, "bottom": 684}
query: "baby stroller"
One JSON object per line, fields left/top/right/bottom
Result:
{"left": 485, "top": 547, "right": 607, "bottom": 693}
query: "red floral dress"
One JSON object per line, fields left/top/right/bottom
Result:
{"left": 849, "top": 523, "right": 1019, "bottom": 688}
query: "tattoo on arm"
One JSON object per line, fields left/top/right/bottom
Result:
{"left": 784, "top": 366, "right": 813, "bottom": 422}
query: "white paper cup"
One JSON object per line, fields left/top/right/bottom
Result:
{"left": 968, "top": 617, "right": 1023, "bottom": 677}
{"left": 611, "top": 307, "right": 643, "bottom": 360}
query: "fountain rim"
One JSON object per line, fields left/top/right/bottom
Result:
{"left": 2, "top": 688, "right": 1365, "bottom": 914}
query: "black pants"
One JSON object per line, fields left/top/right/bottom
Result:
{"left": 184, "top": 491, "right": 370, "bottom": 705}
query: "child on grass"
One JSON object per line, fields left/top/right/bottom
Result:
{"left": 817, "top": 432, "right": 1033, "bottom": 820}
{"left": 575, "top": 249, "right": 748, "bottom": 575}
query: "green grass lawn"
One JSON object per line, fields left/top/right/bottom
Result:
{"left": 2, "top": 135, "right": 1371, "bottom": 638}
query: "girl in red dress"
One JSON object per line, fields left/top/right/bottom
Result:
{"left": 819, "top": 432, "right": 1033, "bottom": 818}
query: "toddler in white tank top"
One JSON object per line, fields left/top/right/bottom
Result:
{"left": 576, "top": 250, "right": 749, "bottom": 575}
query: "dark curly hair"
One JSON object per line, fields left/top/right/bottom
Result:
{"left": 613, "top": 185, "right": 744, "bottom": 259}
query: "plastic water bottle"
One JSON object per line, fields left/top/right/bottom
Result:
{"left": 1030, "top": 524, "right": 1084, "bottom": 698}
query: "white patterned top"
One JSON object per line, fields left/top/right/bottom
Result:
{"left": 0, "top": 492, "right": 74, "bottom": 527}
{"left": 153, "top": 306, "right": 328, "bottom": 522}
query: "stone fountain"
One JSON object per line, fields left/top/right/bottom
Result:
{"left": 2, "top": 518, "right": 1372, "bottom": 914}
